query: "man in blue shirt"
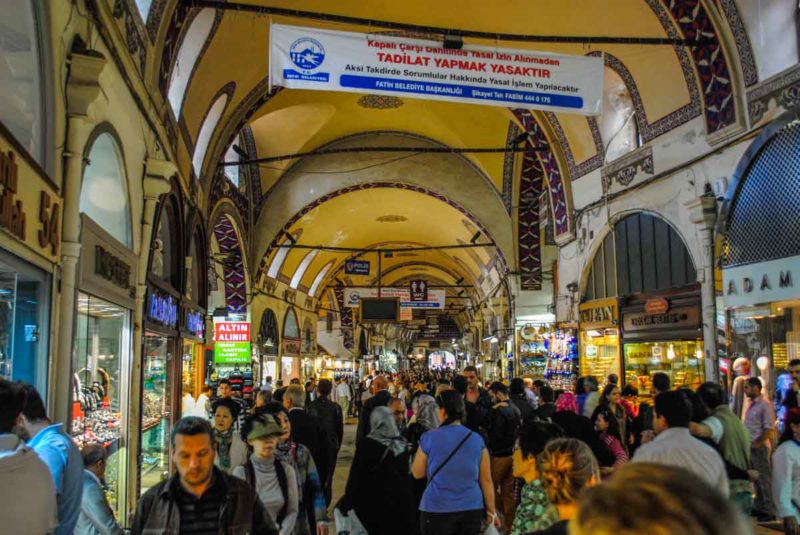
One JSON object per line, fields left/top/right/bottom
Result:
{"left": 18, "top": 383, "right": 83, "bottom": 535}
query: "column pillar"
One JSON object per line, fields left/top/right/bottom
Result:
{"left": 686, "top": 194, "right": 719, "bottom": 382}
{"left": 53, "top": 49, "right": 106, "bottom": 423}
{"left": 126, "top": 164, "right": 173, "bottom": 516}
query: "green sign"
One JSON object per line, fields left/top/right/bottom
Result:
{"left": 214, "top": 341, "right": 251, "bottom": 364}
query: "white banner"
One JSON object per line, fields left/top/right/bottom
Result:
{"left": 270, "top": 24, "right": 604, "bottom": 115}
{"left": 344, "top": 287, "right": 445, "bottom": 309}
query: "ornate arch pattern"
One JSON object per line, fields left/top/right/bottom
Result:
{"left": 516, "top": 150, "right": 545, "bottom": 291}
{"left": 716, "top": 0, "right": 758, "bottom": 87}
{"left": 333, "top": 286, "right": 355, "bottom": 350}
{"left": 212, "top": 214, "right": 247, "bottom": 313}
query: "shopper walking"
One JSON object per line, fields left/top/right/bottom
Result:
{"left": 598, "top": 383, "right": 628, "bottom": 450}
{"left": 262, "top": 402, "right": 329, "bottom": 535}
{"left": 528, "top": 438, "right": 600, "bottom": 535}
{"left": 233, "top": 415, "right": 299, "bottom": 535}
{"left": 580, "top": 376, "right": 600, "bottom": 419}
{"left": 0, "top": 378, "right": 58, "bottom": 534}
{"left": 356, "top": 375, "right": 391, "bottom": 442}
{"left": 486, "top": 381, "right": 522, "bottom": 531}
{"left": 307, "top": 379, "right": 343, "bottom": 504}
{"left": 131, "top": 417, "right": 277, "bottom": 534}
{"left": 551, "top": 392, "right": 614, "bottom": 468}
{"left": 217, "top": 378, "right": 247, "bottom": 429}
{"left": 590, "top": 406, "right": 628, "bottom": 469}
{"left": 75, "top": 444, "right": 123, "bottom": 535}
{"left": 335, "top": 377, "right": 352, "bottom": 418}
{"left": 773, "top": 408, "right": 800, "bottom": 535}
{"left": 632, "top": 390, "right": 729, "bottom": 496}
{"left": 212, "top": 397, "right": 248, "bottom": 473}
{"left": 283, "top": 384, "right": 331, "bottom": 504}
{"left": 18, "top": 382, "right": 83, "bottom": 535}
{"left": 461, "top": 365, "right": 492, "bottom": 418}
{"left": 411, "top": 390, "right": 500, "bottom": 535}
{"left": 509, "top": 422, "right": 564, "bottom": 535}
{"left": 509, "top": 378, "right": 536, "bottom": 422}
{"left": 691, "top": 382, "right": 754, "bottom": 513}
{"left": 338, "top": 406, "right": 416, "bottom": 535}
{"left": 743, "top": 376, "right": 777, "bottom": 520}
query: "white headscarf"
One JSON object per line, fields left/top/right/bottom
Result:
{"left": 367, "top": 406, "right": 408, "bottom": 456}
{"left": 413, "top": 394, "right": 440, "bottom": 431}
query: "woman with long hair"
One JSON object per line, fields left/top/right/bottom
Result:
{"left": 338, "top": 406, "right": 416, "bottom": 534}
{"left": 211, "top": 397, "right": 247, "bottom": 473}
{"left": 528, "top": 438, "right": 600, "bottom": 535}
{"left": 259, "top": 402, "right": 328, "bottom": 535}
{"left": 411, "top": 390, "right": 500, "bottom": 535}
{"left": 590, "top": 405, "right": 628, "bottom": 469}
{"left": 599, "top": 383, "right": 628, "bottom": 450}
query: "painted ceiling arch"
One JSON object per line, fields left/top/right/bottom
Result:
{"left": 252, "top": 132, "right": 513, "bottom": 281}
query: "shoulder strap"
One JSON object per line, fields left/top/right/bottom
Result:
{"left": 274, "top": 458, "right": 289, "bottom": 525}
{"left": 244, "top": 459, "right": 256, "bottom": 490}
{"left": 428, "top": 429, "right": 473, "bottom": 484}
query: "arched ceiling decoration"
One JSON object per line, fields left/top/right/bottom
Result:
{"left": 212, "top": 213, "right": 248, "bottom": 314}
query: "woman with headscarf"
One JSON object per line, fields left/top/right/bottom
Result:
{"left": 405, "top": 394, "right": 441, "bottom": 534}
{"left": 338, "top": 406, "right": 416, "bottom": 535}
{"left": 212, "top": 397, "right": 247, "bottom": 473}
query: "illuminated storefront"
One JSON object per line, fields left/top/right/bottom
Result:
{"left": 578, "top": 298, "right": 620, "bottom": 380}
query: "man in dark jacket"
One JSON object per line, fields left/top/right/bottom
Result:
{"left": 356, "top": 375, "right": 392, "bottom": 442}
{"left": 535, "top": 385, "right": 558, "bottom": 422}
{"left": 131, "top": 417, "right": 277, "bottom": 535}
{"left": 307, "top": 379, "right": 343, "bottom": 504}
{"left": 283, "top": 384, "right": 331, "bottom": 500}
{"left": 485, "top": 382, "right": 521, "bottom": 527}
{"left": 462, "top": 365, "right": 492, "bottom": 418}
{"left": 509, "top": 378, "right": 536, "bottom": 422}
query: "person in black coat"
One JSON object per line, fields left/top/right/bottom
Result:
{"left": 551, "top": 407, "right": 614, "bottom": 468}
{"left": 509, "top": 378, "right": 536, "bottom": 422}
{"left": 307, "top": 379, "right": 343, "bottom": 504}
{"left": 283, "top": 384, "right": 331, "bottom": 497}
{"left": 356, "top": 375, "right": 392, "bottom": 442}
{"left": 535, "top": 386, "right": 558, "bottom": 422}
{"left": 338, "top": 406, "right": 415, "bottom": 535}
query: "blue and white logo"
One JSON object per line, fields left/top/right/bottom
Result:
{"left": 289, "top": 37, "right": 325, "bottom": 71}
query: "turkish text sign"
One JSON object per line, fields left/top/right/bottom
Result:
{"left": 270, "top": 24, "right": 604, "bottom": 115}
{"left": 344, "top": 287, "right": 445, "bottom": 309}
{"left": 214, "top": 342, "right": 251, "bottom": 364}
{"left": 214, "top": 322, "right": 250, "bottom": 342}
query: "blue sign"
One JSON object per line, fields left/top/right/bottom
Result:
{"left": 185, "top": 309, "right": 205, "bottom": 339}
{"left": 285, "top": 36, "right": 330, "bottom": 82}
{"left": 345, "top": 260, "right": 370, "bottom": 275}
{"left": 147, "top": 290, "right": 178, "bottom": 328}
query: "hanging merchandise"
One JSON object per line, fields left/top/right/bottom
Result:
{"left": 518, "top": 324, "right": 550, "bottom": 379}
{"left": 545, "top": 327, "right": 578, "bottom": 391}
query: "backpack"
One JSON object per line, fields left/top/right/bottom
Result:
{"left": 244, "top": 458, "right": 289, "bottom": 525}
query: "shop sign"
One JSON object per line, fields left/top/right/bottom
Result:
{"left": 410, "top": 280, "right": 428, "bottom": 301}
{"left": 622, "top": 306, "right": 700, "bottom": 332}
{"left": 0, "top": 135, "right": 61, "bottom": 262}
{"left": 214, "top": 341, "right": 251, "bottom": 364}
{"left": 214, "top": 322, "right": 250, "bottom": 342}
{"left": 185, "top": 309, "right": 205, "bottom": 339}
{"left": 578, "top": 298, "right": 618, "bottom": 329}
{"left": 344, "top": 287, "right": 445, "bottom": 309}
{"left": 344, "top": 260, "right": 370, "bottom": 275}
{"left": 270, "top": 24, "right": 604, "bottom": 115}
{"left": 282, "top": 338, "right": 301, "bottom": 355}
{"left": 147, "top": 289, "right": 178, "bottom": 328}
{"left": 722, "top": 255, "right": 800, "bottom": 308}
{"left": 645, "top": 297, "right": 669, "bottom": 315}
{"left": 94, "top": 245, "right": 131, "bottom": 290}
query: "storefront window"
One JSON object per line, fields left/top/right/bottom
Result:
{"left": 71, "top": 294, "right": 130, "bottom": 518}
{"left": 623, "top": 340, "right": 704, "bottom": 397}
{"left": 181, "top": 339, "right": 206, "bottom": 417}
{"left": 580, "top": 329, "right": 620, "bottom": 381}
{"left": 0, "top": 250, "right": 50, "bottom": 394}
{"left": 140, "top": 332, "right": 173, "bottom": 495}
{"left": 728, "top": 304, "right": 800, "bottom": 404}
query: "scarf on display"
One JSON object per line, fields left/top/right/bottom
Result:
{"left": 556, "top": 391, "right": 579, "bottom": 414}
{"left": 413, "top": 395, "right": 440, "bottom": 431}
{"left": 215, "top": 427, "right": 234, "bottom": 471}
{"left": 368, "top": 406, "right": 408, "bottom": 457}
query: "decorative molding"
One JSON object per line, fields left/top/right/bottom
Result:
{"left": 661, "top": 0, "right": 737, "bottom": 133}
{"left": 157, "top": 2, "right": 192, "bottom": 96}
{"left": 601, "top": 145, "right": 654, "bottom": 191}
{"left": 747, "top": 64, "right": 800, "bottom": 124}
{"left": 502, "top": 121, "right": 520, "bottom": 215}
{"left": 209, "top": 171, "right": 250, "bottom": 230}
{"left": 333, "top": 286, "right": 354, "bottom": 350}
{"left": 357, "top": 94, "right": 405, "bottom": 109}
{"left": 512, "top": 110, "right": 572, "bottom": 240}
{"left": 146, "top": 0, "right": 169, "bottom": 42}
{"left": 517, "top": 149, "right": 543, "bottom": 290}
{"left": 212, "top": 215, "right": 247, "bottom": 314}
{"left": 716, "top": 0, "right": 758, "bottom": 87}
{"left": 112, "top": 0, "right": 148, "bottom": 73}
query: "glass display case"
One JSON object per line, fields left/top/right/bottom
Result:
{"left": 623, "top": 340, "right": 705, "bottom": 397}
{"left": 140, "top": 332, "right": 173, "bottom": 495}
{"left": 518, "top": 324, "right": 550, "bottom": 379}
{"left": 71, "top": 293, "right": 130, "bottom": 518}
{"left": 580, "top": 328, "right": 621, "bottom": 381}
{"left": 545, "top": 327, "right": 578, "bottom": 391}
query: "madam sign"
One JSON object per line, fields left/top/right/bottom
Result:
{"left": 723, "top": 255, "right": 799, "bottom": 308}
